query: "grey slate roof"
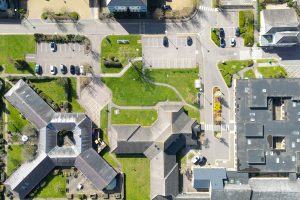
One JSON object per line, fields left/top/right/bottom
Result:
{"left": 193, "top": 168, "right": 227, "bottom": 190}
{"left": 4, "top": 80, "right": 117, "bottom": 199}
{"left": 4, "top": 153, "right": 55, "bottom": 199}
{"left": 107, "top": 0, "right": 147, "bottom": 7}
{"left": 260, "top": 9, "right": 300, "bottom": 46}
{"left": 75, "top": 148, "right": 118, "bottom": 191}
{"left": 109, "top": 102, "right": 198, "bottom": 199}
{"left": 236, "top": 79, "right": 300, "bottom": 172}
{"left": 5, "top": 79, "right": 55, "bottom": 129}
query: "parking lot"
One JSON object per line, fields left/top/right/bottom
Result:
{"left": 142, "top": 34, "right": 197, "bottom": 68}
{"left": 221, "top": 28, "right": 244, "bottom": 49}
{"left": 36, "top": 42, "right": 92, "bottom": 76}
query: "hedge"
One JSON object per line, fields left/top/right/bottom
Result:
{"left": 239, "top": 10, "right": 254, "bottom": 47}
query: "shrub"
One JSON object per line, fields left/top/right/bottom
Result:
{"left": 14, "top": 60, "right": 29, "bottom": 70}
{"left": 53, "top": 103, "right": 59, "bottom": 111}
{"left": 41, "top": 12, "right": 48, "bottom": 20}
{"left": 104, "top": 60, "right": 122, "bottom": 68}
{"left": 69, "top": 12, "right": 79, "bottom": 21}
{"left": 39, "top": 92, "right": 47, "bottom": 100}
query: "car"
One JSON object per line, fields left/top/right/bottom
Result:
{"left": 50, "top": 65, "right": 56, "bottom": 75}
{"left": 80, "top": 65, "right": 85, "bottom": 75}
{"left": 187, "top": 36, "right": 193, "bottom": 46}
{"left": 230, "top": 38, "right": 236, "bottom": 47}
{"left": 198, "top": 156, "right": 207, "bottom": 166}
{"left": 35, "top": 64, "right": 41, "bottom": 75}
{"left": 161, "top": 5, "right": 172, "bottom": 11}
{"left": 220, "top": 38, "right": 225, "bottom": 48}
{"left": 50, "top": 42, "right": 57, "bottom": 52}
{"left": 235, "top": 27, "right": 240, "bottom": 37}
{"left": 219, "top": 28, "right": 225, "bottom": 38}
{"left": 70, "top": 65, "right": 75, "bottom": 75}
{"left": 75, "top": 65, "right": 80, "bottom": 75}
{"left": 60, "top": 64, "right": 67, "bottom": 74}
{"left": 163, "top": 36, "right": 169, "bottom": 47}
{"left": 191, "top": 155, "right": 201, "bottom": 164}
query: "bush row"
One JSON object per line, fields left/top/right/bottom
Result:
{"left": 34, "top": 33, "right": 89, "bottom": 45}
{"left": 41, "top": 11, "right": 79, "bottom": 21}
{"left": 103, "top": 56, "right": 122, "bottom": 68}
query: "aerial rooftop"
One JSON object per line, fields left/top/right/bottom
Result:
{"left": 236, "top": 79, "right": 300, "bottom": 173}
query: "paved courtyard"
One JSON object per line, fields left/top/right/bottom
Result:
{"left": 142, "top": 34, "right": 197, "bottom": 68}
{"left": 26, "top": 0, "right": 95, "bottom": 19}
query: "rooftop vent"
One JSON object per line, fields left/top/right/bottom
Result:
{"left": 292, "top": 156, "right": 296, "bottom": 162}
{"left": 262, "top": 89, "right": 267, "bottom": 93}
{"left": 276, "top": 158, "right": 280, "bottom": 163}
{"left": 247, "top": 139, "right": 252, "bottom": 145}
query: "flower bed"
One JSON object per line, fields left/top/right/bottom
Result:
{"left": 213, "top": 87, "right": 222, "bottom": 125}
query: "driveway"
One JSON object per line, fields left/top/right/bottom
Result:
{"left": 142, "top": 34, "right": 197, "bottom": 68}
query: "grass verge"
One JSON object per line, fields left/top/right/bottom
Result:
{"left": 258, "top": 66, "right": 287, "bottom": 78}
{"left": 7, "top": 102, "right": 29, "bottom": 133}
{"left": 102, "top": 61, "right": 180, "bottom": 106}
{"left": 239, "top": 11, "right": 254, "bottom": 47}
{"left": 211, "top": 28, "right": 220, "bottom": 47}
{"left": 0, "top": 35, "right": 36, "bottom": 74}
{"left": 7, "top": 145, "right": 24, "bottom": 176}
{"left": 244, "top": 69, "right": 256, "bottom": 79}
{"left": 112, "top": 108, "right": 157, "bottom": 126}
{"left": 218, "top": 60, "right": 253, "bottom": 87}
{"left": 184, "top": 106, "right": 200, "bottom": 123}
{"left": 101, "top": 35, "right": 142, "bottom": 73}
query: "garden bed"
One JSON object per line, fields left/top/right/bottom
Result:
{"left": 239, "top": 10, "right": 254, "bottom": 47}
{"left": 41, "top": 11, "right": 79, "bottom": 22}
{"left": 211, "top": 28, "right": 220, "bottom": 47}
{"left": 244, "top": 69, "right": 256, "bottom": 79}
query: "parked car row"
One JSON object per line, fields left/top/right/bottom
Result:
{"left": 35, "top": 64, "right": 85, "bottom": 75}
{"left": 219, "top": 27, "right": 240, "bottom": 48}
{"left": 191, "top": 155, "right": 207, "bottom": 166}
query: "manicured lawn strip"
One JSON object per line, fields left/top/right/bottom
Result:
{"left": 150, "top": 68, "right": 199, "bottom": 106}
{"left": 184, "top": 106, "right": 200, "bottom": 123}
{"left": 0, "top": 35, "right": 36, "bottom": 74}
{"left": 239, "top": 11, "right": 254, "bottom": 46}
{"left": 118, "top": 155, "right": 150, "bottom": 200}
{"left": 7, "top": 145, "right": 24, "bottom": 176}
{"left": 33, "top": 173, "right": 66, "bottom": 198}
{"left": 218, "top": 60, "right": 253, "bottom": 87}
{"left": 7, "top": 102, "right": 29, "bottom": 133}
{"left": 100, "top": 105, "right": 119, "bottom": 169}
{"left": 102, "top": 62, "right": 180, "bottom": 106}
{"left": 256, "top": 58, "right": 278, "bottom": 64}
{"left": 244, "top": 69, "right": 256, "bottom": 79}
{"left": 69, "top": 78, "right": 84, "bottom": 112}
{"left": 101, "top": 35, "right": 142, "bottom": 73}
{"left": 211, "top": 28, "right": 220, "bottom": 47}
{"left": 258, "top": 66, "right": 287, "bottom": 78}
{"left": 31, "top": 78, "right": 83, "bottom": 112}
{"left": 112, "top": 108, "right": 157, "bottom": 126}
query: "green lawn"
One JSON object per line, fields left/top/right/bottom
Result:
{"left": 112, "top": 108, "right": 157, "bottom": 126}
{"left": 7, "top": 102, "right": 29, "bottom": 133}
{"left": 150, "top": 68, "right": 199, "bottom": 106}
{"left": 101, "top": 35, "right": 142, "bottom": 73}
{"left": 258, "top": 66, "right": 287, "bottom": 78}
{"left": 7, "top": 145, "right": 24, "bottom": 176}
{"left": 102, "top": 62, "right": 180, "bottom": 106}
{"left": 244, "top": 69, "right": 256, "bottom": 79}
{"left": 211, "top": 28, "right": 220, "bottom": 47}
{"left": 31, "top": 78, "right": 83, "bottom": 112}
{"left": 184, "top": 106, "right": 200, "bottom": 123}
{"left": 218, "top": 60, "right": 253, "bottom": 87}
{"left": 239, "top": 11, "right": 254, "bottom": 47}
{"left": 118, "top": 156, "right": 150, "bottom": 200}
{"left": 0, "top": 35, "right": 36, "bottom": 74}
{"left": 33, "top": 173, "right": 66, "bottom": 198}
